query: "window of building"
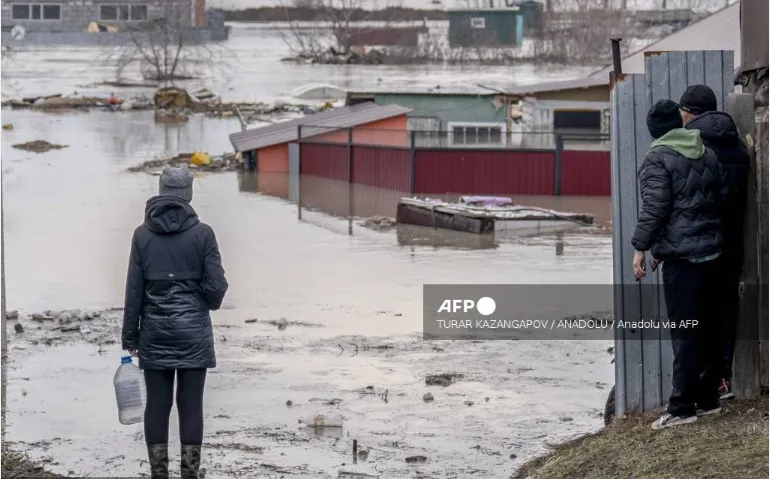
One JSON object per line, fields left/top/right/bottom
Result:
{"left": 470, "top": 17, "right": 486, "bottom": 29}
{"left": 553, "top": 110, "right": 601, "bottom": 131}
{"left": 449, "top": 123, "right": 505, "bottom": 146}
{"left": 130, "top": 5, "right": 148, "bottom": 20}
{"left": 100, "top": 4, "right": 148, "bottom": 21}
{"left": 11, "top": 3, "right": 61, "bottom": 20}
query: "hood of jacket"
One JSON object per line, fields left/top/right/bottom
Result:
{"left": 144, "top": 195, "right": 200, "bottom": 235}
{"left": 651, "top": 128, "right": 705, "bottom": 160}
{"left": 685, "top": 111, "right": 740, "bottom": 147}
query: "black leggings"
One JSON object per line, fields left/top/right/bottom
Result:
{"left": 144, "top": 369, "right": 207, "bottom": 446}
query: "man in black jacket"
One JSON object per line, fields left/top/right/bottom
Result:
{"left": 680, "top": 85, "right": 751, "bottom": 401}
{"left": 631, "top": 99, "right": 729, "bottom": 430}
{"left": 122, "top": 167, "right": 228, "bottom": 479}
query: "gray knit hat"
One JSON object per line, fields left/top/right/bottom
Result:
{"left": 159, "top": 167, "right": 194, "bottom": 202}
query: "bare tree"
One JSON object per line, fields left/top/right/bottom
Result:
{"left": 279, "top": 0, "right": 402, "bottom": 60}
{"left": 104, "top": 2, "right": 230, "bottom": 83}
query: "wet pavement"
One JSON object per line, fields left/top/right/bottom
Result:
{"left": 2, "top": 109, "right": 614, "bottom": 478}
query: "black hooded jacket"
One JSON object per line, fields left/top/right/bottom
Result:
{"left": 685, "top": 111, "right": 751, "bottom": 265}
{"left": 121, "top": 195, "right": 228, "bottom": 370}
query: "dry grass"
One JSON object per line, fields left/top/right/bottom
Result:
{"left": 1, "top": 446, "right": 62, "bottom": 478}
{"left": 513, "top": 397, "right": 769, "bottom": 479}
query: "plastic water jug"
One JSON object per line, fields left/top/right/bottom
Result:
{"left": 113, "top": 355, "right": 146, "bottom": 425}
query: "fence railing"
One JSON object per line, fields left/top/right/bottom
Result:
{"left": 296, "top": 125, "right": 610, "bottom": 152}
{"left": 287, "top": 126, "right": 611, "bottom": 197}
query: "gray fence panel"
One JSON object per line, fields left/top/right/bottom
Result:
{"left": 288, "top": 143, "right": 299, "bottom": 203}
{"left": 612, "top": 50, "right": 735, "bottom": 416}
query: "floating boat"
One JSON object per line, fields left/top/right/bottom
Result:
{"left": 395, "top": 197, "right": 594, "bottom": 235}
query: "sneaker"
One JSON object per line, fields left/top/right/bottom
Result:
{"left": 696, "top": 406, "right": 722, "bottom": 417}
{"left": 651, "top": 413, "right": 697, "bottom": 430}
{"left": 718, "top": 379, "right": 735, "bottom": 400}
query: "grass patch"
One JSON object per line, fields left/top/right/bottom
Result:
{"left": 1, "top": 445, "right": 63, "bottom": 478}
{"left": 513, "top": 397, "right": 769, "bottom": 479}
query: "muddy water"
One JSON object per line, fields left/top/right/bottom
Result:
{"left": 2, "top": 24, "right": 596, "bottom": 102}
{"left": 3, "top": 109, "right": 613, "bottom": 478}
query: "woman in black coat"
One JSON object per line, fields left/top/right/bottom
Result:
{"left": 122, "top": 167, "right": 228, "bottom": 479}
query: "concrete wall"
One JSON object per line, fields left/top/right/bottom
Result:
{"left": 373, "top": 94, "right": 507, "bottom": 130}
{"left": 1, "top": 0, "right": 193, "bottom": 32}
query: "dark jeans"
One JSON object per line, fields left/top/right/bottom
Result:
{"left": 714, "top": 254, "right": 742, "bottom": 381}
{"left": 662, "top": 258, "right": 723, "bottom": 417}
{"left": 144, "top": 369, "right": 207, "bottom": 446}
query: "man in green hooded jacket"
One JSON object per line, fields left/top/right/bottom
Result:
{"left": 631, "top": 99, "right": 729, "bottom": 430}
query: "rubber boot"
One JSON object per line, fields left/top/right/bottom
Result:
{"left": 181, "top": 444, "right": 202, "bottom": 479}
{"left": 147, "top": 444, "right": 169, "bottom": 479}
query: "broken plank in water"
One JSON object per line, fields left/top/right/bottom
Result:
{"left": 395, "top": 198, "right": 593, "bottom": 235}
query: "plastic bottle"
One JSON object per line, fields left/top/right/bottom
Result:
{"left": 113, "top": 355, "right": 146, "bottom": 425}
{"left": 300, "top": 413, "right": 343, "bottom": 428}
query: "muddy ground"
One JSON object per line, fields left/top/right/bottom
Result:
{"left": 5, "top": 306, "right": 614, "bottom": 478}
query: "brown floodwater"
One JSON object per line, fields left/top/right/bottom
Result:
{"left": 2, "top": 110, "right": 614, "bottom": 478}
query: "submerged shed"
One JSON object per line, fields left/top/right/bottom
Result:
{"left": 229, "top": 102, "right": 411, "bottom": 172}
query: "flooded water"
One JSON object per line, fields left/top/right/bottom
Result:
{"left": 2, "top": 108, "right": 614, "bottom": 478}
{"left": 2, "top": 23, "right": 596, "bottom": 103}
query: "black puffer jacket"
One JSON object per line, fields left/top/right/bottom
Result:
{"left": 122, "top": 196, "right": 228, "bottom": 370}
{"left": 685, "top": 111, "right": 751, "bottom": 265}
{"left": 631, "top": 128, "right": 729, "bottom": 260}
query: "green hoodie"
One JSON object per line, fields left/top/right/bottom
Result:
{"left": 650, "top": 128, "right": 705, "bottom": 159}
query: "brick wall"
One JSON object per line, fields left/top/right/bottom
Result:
{"left": 1, "top": 0, "right": 193, "bottom": 32}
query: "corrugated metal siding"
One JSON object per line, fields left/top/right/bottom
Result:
{"left": 300, "top": 143, "right": 348, "bottom": 181}
{"left": 561, "top": 150, "right": 611, "bottom": 196}
{"left": 414, "top": 150, "right": 555, "bottom": 195}
{"left": 611, "top": 50, "right": 734, "bottom": 417}
{"left": 352, "top": 146, "right": 411, "bottom": 191}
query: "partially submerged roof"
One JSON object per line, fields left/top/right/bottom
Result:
{"left": 292, "top": 83, "right": 348, "bottom": 101}
{"left": 506, "top": 3, "right": 740, "bottom": 97}
{"left": 229, "top": 102, "right": 412, "bottom": 152}
{"left": 347, "top": 85, "right": 505, "bottom": 98}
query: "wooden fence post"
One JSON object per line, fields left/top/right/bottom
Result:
{"left": 727, "top": 93, "right": 762, "bottom": 397}
{"left": 554, "top": 133, "right": 563, "bottom": 196}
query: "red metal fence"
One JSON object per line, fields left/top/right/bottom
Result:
{"left": 296, "top": 129, "right": 611, "bottom": 197}
{"left": 414, "top": 149, "right": 556, "bottom": 196}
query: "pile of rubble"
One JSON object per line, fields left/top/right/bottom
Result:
{"left": 285, "top": 47, "right": 386, "bottom": 65}
{"left": 2, "top": 88, "right": 325, "bottom": 124}
{"left": 2, "top": 93, "right": 152, "bottom": 111}
{"left": 126, "top": 152, "right": 243, "bottom": 174}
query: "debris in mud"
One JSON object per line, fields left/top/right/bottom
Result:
{"left": 12, "top": 309, "right": 120, "bottom": 347}
{"left": 425, "top": 373, "right": 463, "bottom": 387}
{"left": 558, "top": 416, "right": 574, "bottom": 422}
{"left": 12, "top": 140, "right": 68, "bottom": 153}
{"left": 422, "top": 393, "right": 434, "bottom": 402}
{"left": 359, "top": 216, "right": 397, "bottom": 232}
{"left": 126, "top": 152, "right": 243, "bottom": 174}
{"left": 267, "top": 317, "right": 289, "bottom": 331}
{"left": 286, "top": 400, "right": 293, "bottom": 407}
{"left": 208, "top": 442, "right": 265, "bottom": 454}
{"left": 405, "top": 455, "right": 428, "bottom": 464}
{"left": 2, "top": 123, "right": 13, "bottom": 130}
{"left": 6, "top": 310, "right": 19, "bottom": 320}
{"left": 464, "top": 400, "right": 474, "bottom": 407}
{"left": 244, "top": 318, "right": 258, "bottom": 323}
{"left": 300, "top": 413, "right": 343, "bottom": 428}
{"left": 14, "top": 323, "right": 24, "bottom": 334}
{"left": 339, "top": 468, "right": 379, "bottom": 478}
